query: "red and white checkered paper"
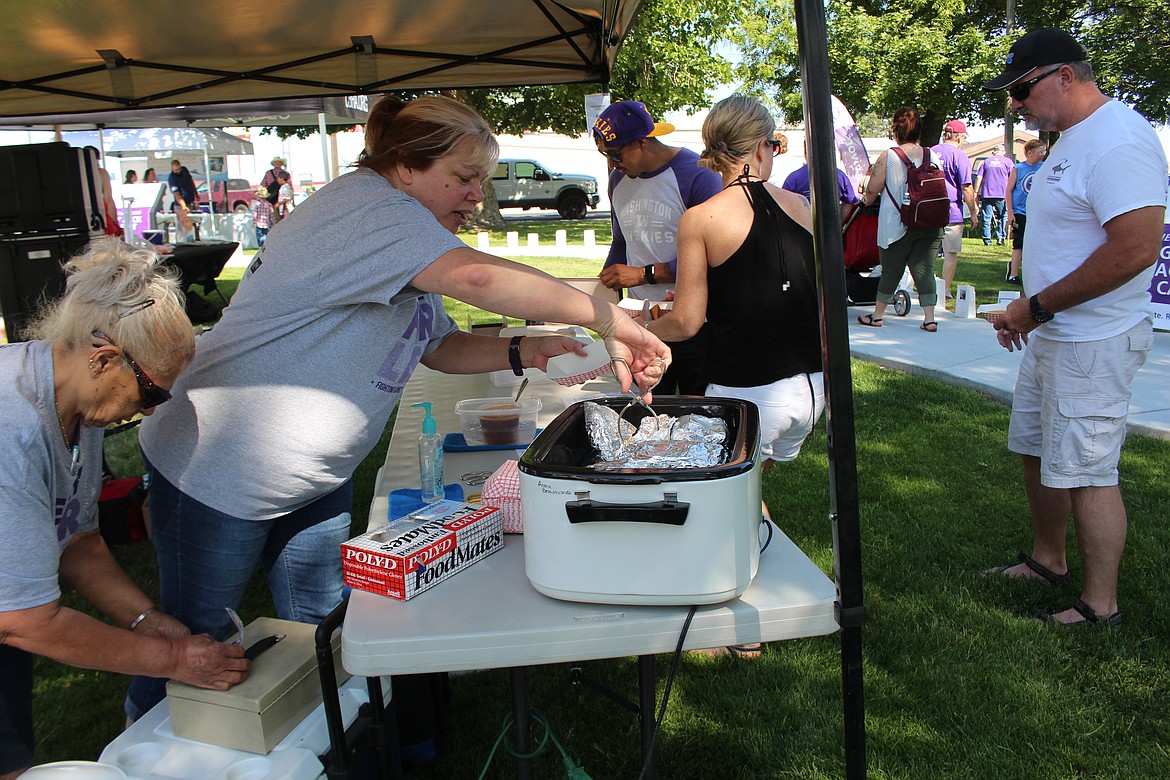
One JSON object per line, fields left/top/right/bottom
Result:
{"left": 546, "top": 341, "right": 612, "bottom": 387}
{"left": 481, "top": 460, "right": 525, "bottom": 533}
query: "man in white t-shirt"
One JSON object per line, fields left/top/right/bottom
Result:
{"left": 983, "top": 28, "right": 1167, "bottom": 627}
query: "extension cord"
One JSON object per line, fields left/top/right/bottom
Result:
{"left": 564, "top": 757, "right": 592, "bottom": 779}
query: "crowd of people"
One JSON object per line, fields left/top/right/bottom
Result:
{"left": 2, "top": 24, "right": 1166, "bottom": 777}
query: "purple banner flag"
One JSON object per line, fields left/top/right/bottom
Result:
{"left": 831, "top": 95, "right": 870, "bottom": 196}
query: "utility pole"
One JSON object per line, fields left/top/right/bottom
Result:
{"left": 1004, "top": 0, "right": 1016, "bottom": 157}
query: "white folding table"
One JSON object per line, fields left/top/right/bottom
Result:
{"left": 341, "top": 365, "right": 839, "bottom": 778}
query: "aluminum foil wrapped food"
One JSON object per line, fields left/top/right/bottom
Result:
{"left": 582, "top": 401, "right": 729, "bottom": 468}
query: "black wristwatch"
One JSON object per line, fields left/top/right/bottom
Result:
{"left": 643, "top": 264, "right": 657, "bottom": 285}
{"left": 1029, "top": 294, "right": 1055, "bottom": 324}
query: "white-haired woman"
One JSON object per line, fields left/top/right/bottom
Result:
{"left": 0, "top": 239, "right": 248, "bottom": 778}
{"left": 645, "top": 94, "right": 825, "bottom": 658}
{"left": 128, "top": 95, "right": 671, "bottom": 718}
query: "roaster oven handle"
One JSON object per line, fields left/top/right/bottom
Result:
{"left": 564, "top": 496, "right": 690, "bottom": 526}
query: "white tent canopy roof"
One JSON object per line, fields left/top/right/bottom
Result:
{"left": 0, "top": 97, "right": 370, "bottom": 130}
{"left": 0, "top": 0, "right": 642, "bottom": 119}
{"left": 95, "top": 127, "right": 254, "bottom": 156}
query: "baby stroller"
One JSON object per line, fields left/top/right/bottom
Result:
{"left": 842, "top": 204, "right": 912, "bottom": 316}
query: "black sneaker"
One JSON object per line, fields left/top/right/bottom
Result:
{"left": 1006, "top": 276, "right": 1021, "bottom": 285}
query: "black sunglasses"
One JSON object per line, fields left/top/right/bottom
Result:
{"left": 91, "top": 330, "right": 172, "bottom": 409}
{"left": 766, "top": 139, "right": 784, "bottom": 157}
{"left": 1009, "top": 65, "right": 1064, "bottom": 101}
{"left": 598, "top": 141, "right": 633, "bottom": 164}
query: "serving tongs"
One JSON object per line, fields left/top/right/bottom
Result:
{"left": 609, "top": 356, "right": 664, "bottom": 439}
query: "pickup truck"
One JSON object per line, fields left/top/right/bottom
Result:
{"left": 492, "top": 159, "right": 600, "bottom": 219}
{"left": 193, "top": 176, "right": 257, "bottom": 213}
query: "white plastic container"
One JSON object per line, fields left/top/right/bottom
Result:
{"left": 455, "top": 396, "right": 542, "bottom": 447}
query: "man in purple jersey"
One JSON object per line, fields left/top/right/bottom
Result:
{"left": 781, "top": 161, "right": 860, "bottom": 224}
{"left": 593, "top": 100, "right": 722, "bottom": 394}
{"left": 975, "top": 144, "right": 1013, "bottom": 245}
{"left": 933, "top": 120, "right": 979, "bottom": 299}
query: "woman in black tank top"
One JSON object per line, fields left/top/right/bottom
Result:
{"left": 643, "top": 94, "right": 827, "bottom": 658}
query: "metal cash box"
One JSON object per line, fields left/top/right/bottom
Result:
{"left": 166, "top": 617, "right": 348, "bottom": 754}
{"left": 518, "top": 396, "right": 762, "bottom": 606}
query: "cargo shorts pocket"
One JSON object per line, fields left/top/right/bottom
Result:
{"left": 1051, "top": 396, "right": 1129, "bottom": 473}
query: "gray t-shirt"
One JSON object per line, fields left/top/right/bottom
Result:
{"left": 140, "top": 168, "right": 464, "bottom": 520}
{"left": 0, "top": 341, "right": 103, "bottom": 611}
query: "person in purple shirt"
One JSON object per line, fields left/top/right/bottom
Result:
{"left": 781, "top": 161, "right": 860, "bottom": 223}
{"left": 975, "top": 144, "right": 1014, "bottom": 245}
{"left": 933, "top": 120, "right": 979, "bottom": 299}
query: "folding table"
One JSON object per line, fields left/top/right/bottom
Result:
{"left": 341, "top": 365, "right": 839, "bottom": 778}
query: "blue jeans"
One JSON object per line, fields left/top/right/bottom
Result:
{"left": 980, "top": 198, "right": 1006, "bottom": 242}
{"left": 125, "top": 460, "right": 352, "bottom": 720}
{"left": 255, "top": 226, "right": 269, "bottom": 247}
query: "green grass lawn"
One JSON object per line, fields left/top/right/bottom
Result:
{"left": 28, "top": 237, "right": 1170, "bottom": 777}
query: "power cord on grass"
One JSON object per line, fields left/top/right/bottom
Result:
{"left": 477, "top": 709, "right": 591, "bottom": 780}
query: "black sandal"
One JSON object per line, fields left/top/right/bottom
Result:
{"left": 920, "top": 321, "right": 938, "bottom": 332}
{"left": 984, "top": 551, "right": 1070, "bottom": 585}
{"left": 1038, "top": 597, "right": 1123, "bottom": 627}
{"left": 857, "top": 314, "right": 883, "bottom": 327}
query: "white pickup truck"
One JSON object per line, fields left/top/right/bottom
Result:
{"left": 491, "top": 159, "right": 600, "bottom": 219}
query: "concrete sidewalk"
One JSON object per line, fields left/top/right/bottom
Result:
{"left": 847, "top": 307, "right": 1170, "bottom": 441}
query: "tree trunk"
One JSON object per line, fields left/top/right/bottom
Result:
{"left": 465, "top": 177, "right": 506, "bottom": 232}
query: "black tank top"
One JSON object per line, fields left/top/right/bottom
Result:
{"left": 705, "top": 179, "right": 822, "bottom": 387}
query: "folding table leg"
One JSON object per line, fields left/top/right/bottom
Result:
{"left": 638, "top": 655, "right": 658, "bottom": 780}
{"left": 510, "top": 666, "right": 532, "bottom": 780}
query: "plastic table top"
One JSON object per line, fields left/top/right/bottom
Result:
{"left": 342, "top": 364, "right": 839, "bottom": 678}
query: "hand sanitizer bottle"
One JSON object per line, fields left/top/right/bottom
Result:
{"left": 411, "top": 402, "right": 444, "bottom": 503}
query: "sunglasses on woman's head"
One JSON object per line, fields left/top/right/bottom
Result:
{"left": 91, "top": 330, "right": 172, "bottom": 409}
{"left": 1009, "top": 65, "right": 1064, "bottom": 101}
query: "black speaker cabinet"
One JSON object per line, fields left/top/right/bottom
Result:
{"left": 0, "top": 142, "right": 105, "bottom": 237}
{"left": 0, "top": 233, "right": 90, "bottom": 342}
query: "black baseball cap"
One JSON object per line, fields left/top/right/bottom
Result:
{"left": 982, "top": 28, "right": 1088, "bottom": 91}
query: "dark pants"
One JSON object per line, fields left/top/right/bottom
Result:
{"left": 0, "top": 644, "right": 35, "bottom": 774}
{"left": 658, "top": 324, "right": 709, "bottom": 396}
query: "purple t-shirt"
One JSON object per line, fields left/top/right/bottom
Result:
{"left": 780, "top": 164, "right": 859, "bottom": 204}
{"left": 975, "top": 153, "right": 1013, "bottom": 199}
{"left": 931, "top": 142, "right": 973, "bottom": 224}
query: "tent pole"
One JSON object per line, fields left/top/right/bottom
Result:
{"left": 795, "top": 0, "right": 867, "bottom": 777}
{"left": 318, "top": 112, "right": 332, "bottom": 184}
{"left": 203, "top": 148, "right": 213, "bottom": 215}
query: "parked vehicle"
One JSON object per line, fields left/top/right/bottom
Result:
{"left": 192, "top": 175, "right": 257, "bottom": 213}
{"left": 492, "top": 159, "right": 599, "bottom": 219}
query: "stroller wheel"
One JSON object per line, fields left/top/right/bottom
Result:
{"left": 892, "top": 289, "right": 912, "bottom": 316}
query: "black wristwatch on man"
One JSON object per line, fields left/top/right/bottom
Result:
{"left": 643, "top": 263, "right": 657, "bottom": 286}
{"left": 1029, "top": 294, "right": 1055, "bottom": 324}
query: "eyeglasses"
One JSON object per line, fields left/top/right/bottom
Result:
{"left": 1009, "top": 65, "right": 1064, "bottom": 101}
{"left": 767, "top": 139, "right": 784, "bottom": 157}
{"left": 91, "top": 330, "right": 172, "bottom": 409}
{"left": 598, "top": 142, "right": 633, "bottom": 164}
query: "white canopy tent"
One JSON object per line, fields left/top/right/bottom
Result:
{"left": 0, "top": 2, "right": 868, "bottom": 776}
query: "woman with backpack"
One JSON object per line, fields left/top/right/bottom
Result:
{"left": 856, "top": 106, "right": 944, "bottom": 331}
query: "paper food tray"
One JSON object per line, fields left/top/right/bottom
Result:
{"left": 499, "top": 325, "right": 594, "bottom": 343}
{"left": 545, "top": 341, "right": 613, "bottom": 387}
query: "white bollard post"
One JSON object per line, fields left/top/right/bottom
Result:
{"left": 555, "top": 229, "right": 567, "bottom": 248}
{"left": 584, "top": 229, "right": 596, "bottom": 248}
{"left": 527, "top": 233, "right": 539, "bottom": 248}
{"left": 477, "top": 232, "right": 491, "bottom": 250}
{"left": 506, "top": 231, "right": 519, "bottom": 249}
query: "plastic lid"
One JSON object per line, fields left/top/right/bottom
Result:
{"left": 411, "top": 402, "right": 437, "bottom": 434}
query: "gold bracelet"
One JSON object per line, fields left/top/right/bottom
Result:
{"left": 128, "top": 607, "right": 158, "bottom": 632}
